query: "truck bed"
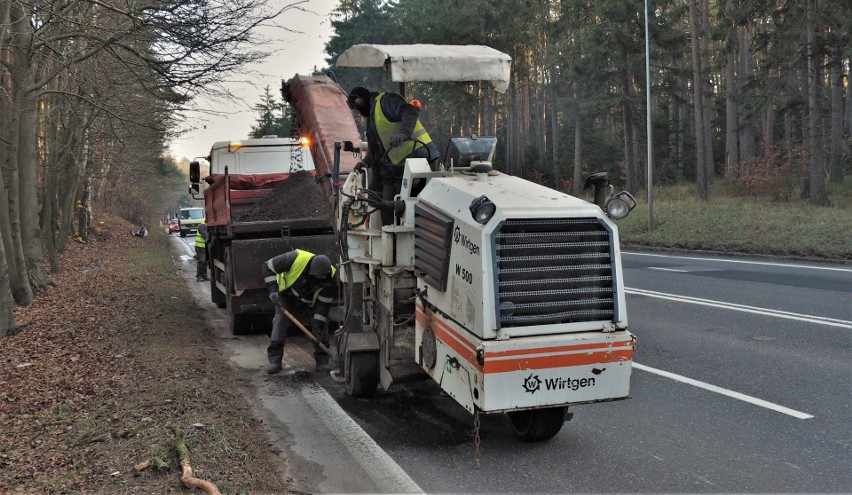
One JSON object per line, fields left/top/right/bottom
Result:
{"left": 205, "top": 173, "right": 334, "bottom": 234}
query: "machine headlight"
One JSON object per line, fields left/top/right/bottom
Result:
{"left": 469, "top": 195, "right": 496, "bottom": 224}
{"left": 605, "top": 191, "right": 637, "bottom": 220}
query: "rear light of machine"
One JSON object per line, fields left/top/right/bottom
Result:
{"left": 299, "top": 136, "right": 310, "bottom": 146}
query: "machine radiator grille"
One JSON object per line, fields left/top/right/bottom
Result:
{"left": 494, "top": 218, "right": 615, "bottom": 327}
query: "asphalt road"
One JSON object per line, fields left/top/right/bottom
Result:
{"left": 177, "top": 230, "right": 852, "bottom": 493}
{"left": 322, "top": 251, "right": 852, "bottom": 493}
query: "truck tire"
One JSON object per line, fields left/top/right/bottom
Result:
{"left": 345, "top": 352, "right": 379, "bottom": 397}
{"left": 507, "top": 406, "right": 566, "bottom": 442}
{"left": 180, "top": 229, "right": 186, "bottom": 237}
{"left": 224, "top": 248, "right": 252, "bottom": 335}
{"left": 211, "top": 276, "right": 226, "bottom": 308}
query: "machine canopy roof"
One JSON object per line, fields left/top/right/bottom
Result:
{"left": 336, "top": 44, "right": 512, "bottom": 93}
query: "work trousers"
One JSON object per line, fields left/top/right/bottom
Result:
{"left": 267, "top": 294, "right": 329, "bottom": 366}
{"left": 195, "top": 247, "right": 207, "bottom": 278}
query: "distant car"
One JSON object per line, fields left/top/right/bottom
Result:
{"left": 168, "top": 219, "right": 179, "bottom": 234}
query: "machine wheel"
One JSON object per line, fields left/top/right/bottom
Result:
{"left": 345, "top": 352, "right": 379, "bottom": 397}
{"left": 507, "top": 406, "right": 566, "bottom": 442}
{"left": 225, "top": 248, "right": 251, "bottom": 335}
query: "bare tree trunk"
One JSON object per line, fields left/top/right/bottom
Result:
{"left": 622, "top": 74, "right": 638, "bottom": 192}
{"left": 739, "top": 24, "right": 757, "bottom": 160}
{"left": 0, "top": 232, "right": 15, "bottom": 337}
{"left": 57, "top": 130, "right": 87, "bottom": 252}
{"left": 78, "top": 142, "right": 93, "bottom": 242}
{"left": 827, "top": 43, "right": 844, "bottom": 182}
{"left": 573, "top": 115, "right": 583, "bottom": 197}
{"left": 806, "top": 0, "right": 829, "bottom": 206}
{"left": 16, "top": 85, "right": 53, "bottom": 288}
{"left": 689, "top": 0, "right": 709, "bottom": 200}
{"left": 9, "top": 2, "right": 51, "bottom": 290}
{"left": 724, "top": 0, "right": 739, "bottom": 179}
{"left": 0, "top": 162, "right": 32, "bottom": 306}
{"left": 40, "top": 97, "right": 65, "bottom": 273}
{"left": 550, "top": 85, "right": 560, "bottom": 189}
{"left": 699, "top": 0, "right": 715, "bottom": 176}
{"left": 763, "top": 96, "right": 775, "bottom": 156}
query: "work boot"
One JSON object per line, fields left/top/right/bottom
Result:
{"left": 266, "top": 362, "right": 283, "bottom": 374}
{"left": 196, "top": 275, "right": 204, "bottom": 282}
{"left": 315, "top": 353, "right": 333, "bottom": 372}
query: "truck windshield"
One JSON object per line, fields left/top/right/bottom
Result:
{"left": 180, "top": 209, "right": 204, "bottom": 219}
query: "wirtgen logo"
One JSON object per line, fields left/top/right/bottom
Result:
{"left": 453, "top": 226, "right": 480, "bottom": 256}
{"left": 522, "top": 374, "right": 542, "bottom": 394}
{"left": 522, "top": 374, "right": 596, "bottom": 394}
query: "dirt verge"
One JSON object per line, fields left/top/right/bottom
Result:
{"left": 1, "top": 213, "right": 293, "bottom": 494}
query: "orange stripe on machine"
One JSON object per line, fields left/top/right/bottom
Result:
{"left": 416, "top": 305, "right": 634, "bottom": 376}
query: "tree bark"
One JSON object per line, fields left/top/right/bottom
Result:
{"left": 0, "top": 231, "right": 15, "bottom": 337}
{"left": 573, "top": 114, "right": 583, "bottom": 197}
{"left": 827, "top": 42, "right": 843, "bottom": 182}
{"left": 0, "top": 161, "right": 32, "bottom": 306}
{"left": 689, "top": 0, "right": 709, "bottom": 200}
{"left": 78, "top": 142, "right": 93, "bottom": 243}
{"left": 739, "top": 24, "right": 757, "bottom": 160}
{"left": 699, "top": 0, "right": 715, "bottom": 176}
{"left": 622, "top": 74, "right": 638, "bottom": 192}
{"left": 724, "top": 0, "right": 739, "bottom": 179}
{"left": 806, "top": 0, "right": 829, "bottom": 205}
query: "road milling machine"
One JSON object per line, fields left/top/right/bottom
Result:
{"left": 330, "top": 45, "right": 638, "bottom": 441}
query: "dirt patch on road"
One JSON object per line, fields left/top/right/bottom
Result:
{"left": 1, "top": 214, "right": 293, "bottom": 493}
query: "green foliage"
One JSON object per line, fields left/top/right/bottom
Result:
{"left": 249, "top": 86, "right": 291, "bottom": 139}
{"left": 618, "top": 182, "right": 852, "bottom": 259}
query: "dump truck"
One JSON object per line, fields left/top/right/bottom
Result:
{"left": 188, "top": 75, "right": 362, "bottom": 335}
{"left": 329, "top": 44, "right": 637, "bottom": 441}
{"left": 188, "top": 137, "right": 339, "bottom": 334}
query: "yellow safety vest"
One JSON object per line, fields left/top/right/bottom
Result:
{"left": 276, "top": 250, "right": 337, "bottom": 305}
{"left": 373, "top": 92, "right": 433, "bottom": 165}
{"left": 194, "top": 223, "right": 206, "bottom": 248}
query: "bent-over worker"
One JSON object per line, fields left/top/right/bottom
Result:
{"left": 261, "top": 249, "right": 338, "bottom": 374}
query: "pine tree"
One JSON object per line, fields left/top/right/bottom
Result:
{"left": 249, "top": 86, "right": 291, "bottom": 138}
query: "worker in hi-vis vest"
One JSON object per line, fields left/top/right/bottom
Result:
{"left": 347, "top": 86, "right": 440, "bottom": 225}
{"left": 194, "top": 222, "right": 208, "bottom": 282}
{"left": 261, "top": 249, "right": 337, "bottom": 374}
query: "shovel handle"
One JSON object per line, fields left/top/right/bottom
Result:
{"left": 281, "top": 308, "right": 333, "bottom": 356}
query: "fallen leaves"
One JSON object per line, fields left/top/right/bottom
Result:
{"left": 1, "top": 212, "right": 290, "bottom": 493}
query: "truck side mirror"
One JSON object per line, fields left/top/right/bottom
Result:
{"left": 189, "top": 183, "right": 200, "bottom": 195}
{"left": 189, "top": 161, "right": 200, "bottom": 184}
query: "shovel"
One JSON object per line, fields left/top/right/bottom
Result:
{"left": 280, "top": 307, "right": 333, "bottom": 356}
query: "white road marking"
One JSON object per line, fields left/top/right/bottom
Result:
{"left": 648, "top": 267, "right": 688, "bottom": 273}
{"left": 623, "top": 251, "right": 852, "bottom": 273}
{"left": 626, "top": 288, "right": 852, "bottom": 329}
{"left": 633, "top": 362, "right": 814, "bottom": 420}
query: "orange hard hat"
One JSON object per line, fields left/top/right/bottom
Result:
{"left": 409, "top": 99, "right": 423, "bottom": 110}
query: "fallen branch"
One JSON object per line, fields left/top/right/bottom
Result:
{"left": 173, "top": 427, "right": 221, "bottom": 495}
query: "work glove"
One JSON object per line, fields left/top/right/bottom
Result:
{"left": 354, "top": 160, "right": 369, "bottom": 172}
{"left": 390, "top": 133, "right": 408, "bottom": 148}
{"left": 269, "top": 292, "right": 279, "bottom": 304}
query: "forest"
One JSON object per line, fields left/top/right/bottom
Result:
{"left": 1, "top": 0, "right": 850, "bottom": 335}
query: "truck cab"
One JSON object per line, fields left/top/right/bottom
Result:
{"left": 178, "top": 207, "right": 205, "bottom": 237}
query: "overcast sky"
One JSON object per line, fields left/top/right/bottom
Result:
{"left": 168, "top": 0, "right": 338, "bottom": 162}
